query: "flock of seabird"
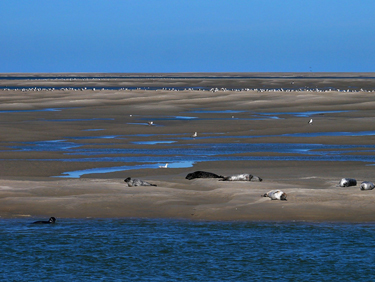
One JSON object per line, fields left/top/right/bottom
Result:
{"left": 3, "top": 86, "right": 375, "bottom": 93}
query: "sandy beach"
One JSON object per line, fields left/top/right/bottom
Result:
{"left": 1, "top": 73, "right": 375, "bottom": 222}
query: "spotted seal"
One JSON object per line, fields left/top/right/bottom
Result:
{"left": 185, "top": 171, "right": 224, "bottom": 180}
{"left": 220, "top": 174, "right": 252, "bottom": 181}
{"left": 32, "top": 217, "right": 56, "bottom": 224}
{"left": 124, "top": 177, "right": 157, "bottom": 187}
{"left": 339, "top": 178, "right": 357, "bottom": 187}
{"left": 360, "top": 181, "right": 374, "bottom": 190}
{"left": 220, "top": 173, "right": 263, "bottom": 182}
{"left": 262, "top": 190, "right": 287, "bottom": 201}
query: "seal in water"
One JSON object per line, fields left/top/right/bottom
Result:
{"left": 262, "top": 190, "right": 287, "bottom": 200}
{"left": 360, "top": 181, "right": 375, "bottom": 190}
{"left": 185, "top": 171, "right": 224, "bottom": 180}
{"left": 32, "top": 217, "right": 56, "bottom": 224}
{"left": 124, "top": 177, "right": 157, "bottom": 187}
{"left": 339, "top": 178, "right": 357, "bottom": 187}
{"left": 220, "top": 174, "right": 253, "bottom": 181}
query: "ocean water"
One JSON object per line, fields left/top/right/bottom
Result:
{"left": 1, "top": 218, "right": 375, "bottom": 281}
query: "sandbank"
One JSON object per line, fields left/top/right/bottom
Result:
{"left": 1, "top": 73, "right": 375, "bottom": 222}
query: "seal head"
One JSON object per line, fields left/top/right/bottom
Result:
{"left": 32, "top": 217, "right": 56, "bottom": 224}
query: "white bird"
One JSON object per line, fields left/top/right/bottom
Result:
{"left": 159, "top": 163, "right": 168, "bottom": 168}
{"left": 308, "top": 118, "right": 313, "bottom": 124}
{"left": 191, "top": 132, "right": 197, "bottom": 138}
{"left": 147, "top": 121, "right": 154, "bottom": 126}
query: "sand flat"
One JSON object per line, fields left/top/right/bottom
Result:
{"left": 1, "top": 73, "right": 375, "bottom": 221}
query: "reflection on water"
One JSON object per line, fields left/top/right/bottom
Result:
{"left": 0, "top": 108, "right": 70, "bottom": 113}
{"left": 281, "top": 131, "right": 375, "bottom": 137}
{"left": 133, "top": 141, "right": 176, "bottom": 145}
{"left": 57, "top": 161, "right": 195, "bottom": 178}
{"left": 4, "top": 136, "right": 375, "bottom": 177}
{"left": 41, "top": 118, "right": 114, "bottom": 122}
{"left": 188, "top": 110, "right": 245, "bottom": 114}
{"left": 257, "top": 110, "right": 350, "bottom": 117}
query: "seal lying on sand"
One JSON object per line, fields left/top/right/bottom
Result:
{"left": 124, "top": 177, "right": 157, "bottom": 187}
{"left": 185, "top": 171, "right": 224, "bottom": 180}
{"left": 220, "top": 174, "right": 263, "bottom": 182}
{"left": 221, "top": 174, "right": 252, "bottom": 181}
{"left": 32, "top": 217, "right": 56, "bottom": 224}
{"left": 251, "top": 176, "right": 263, "bottom": 182}
{"left": 262, "top": 190, "right": 287, "bottom": 201}
{"left": 339, "top": 178, "right": 357, "bottom": 187}
{"left": 360, "top": 181, "right": 374, "bottom": 190}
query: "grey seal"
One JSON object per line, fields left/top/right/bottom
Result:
{"left": 185, "top": 171, "right": 224, "bottom": 180}
{"left": 262, "top": 190, "right": 287, "bottom": 201}
{"left": 339, "top": 178, "right": 357, "bottom": 187}
{"left": 251, "top": 176, "right": 263, "bottom": 182}
{"left": 124, "top": 177, "right": 157, "bottom": 187}
{"left": 360, "top": 181, "right": 374, "bottom": 190}
{"left": 32, "top": 217, "right": 56, "bottom": 224}
{"left": 221, "top": 174, "right": 252, "bottom": 181}
{"left": 220, "top": 173, "right": 263, "bottom": 182}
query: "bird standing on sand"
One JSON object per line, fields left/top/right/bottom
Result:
{"left": 159, "top": 163, "right": 168, "bottom": 168}
{"left": 191, "top": 132, "right": 197, "bottom": 138}
{"left": 308, "top": 118, "right": 313, "bottom": 124}
{"left": 147, "top": 121, "right": 154, "bottom": 126}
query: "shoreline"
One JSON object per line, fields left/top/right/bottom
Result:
{"left": 1, "top": 73, "right": 375, "bottom": 221}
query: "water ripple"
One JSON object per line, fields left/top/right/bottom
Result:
{"left": 1, "top": 219, "right": 375, "bottom": 281}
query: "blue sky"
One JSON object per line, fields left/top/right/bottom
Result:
{"left": 1, "top": 0, "right": 374, "bottom": 73}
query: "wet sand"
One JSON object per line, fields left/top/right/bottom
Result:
{"left": 1, "top": 73, "right": 375, "bottom": 222}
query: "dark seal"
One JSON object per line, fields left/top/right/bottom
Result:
{"left": 32, "top": 217, "right": 56, "bottom": 224}
{"left": 185, "top": 171, "right": 224, "bottom": 180}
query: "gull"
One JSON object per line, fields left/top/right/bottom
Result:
{"left": 147, "top": 121, "right": 154, "bottom": 126}
{"left": 191, "top": 132, "right": 197, "bottom": 138}
{"left": 159, "top": 163, "right": 168, "bottom": 168}
{"left": 308, "top": 118, "right": 313, "bottom": 125}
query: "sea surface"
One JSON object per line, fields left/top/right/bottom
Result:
{"left": 1, "top": 218, "right": 375, "bottom": 281}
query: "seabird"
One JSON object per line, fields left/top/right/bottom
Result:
{"left": 147, "top": 121, "right": 154, "bottom": 126}
{"left": 159, "top": 163, "right": 168, "bottom": 168}
{"left": 191, "top": 132, "right": 197, "bottom": 138}
{"left": 308, "top": 118, "right": 313, "bottom": 124}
